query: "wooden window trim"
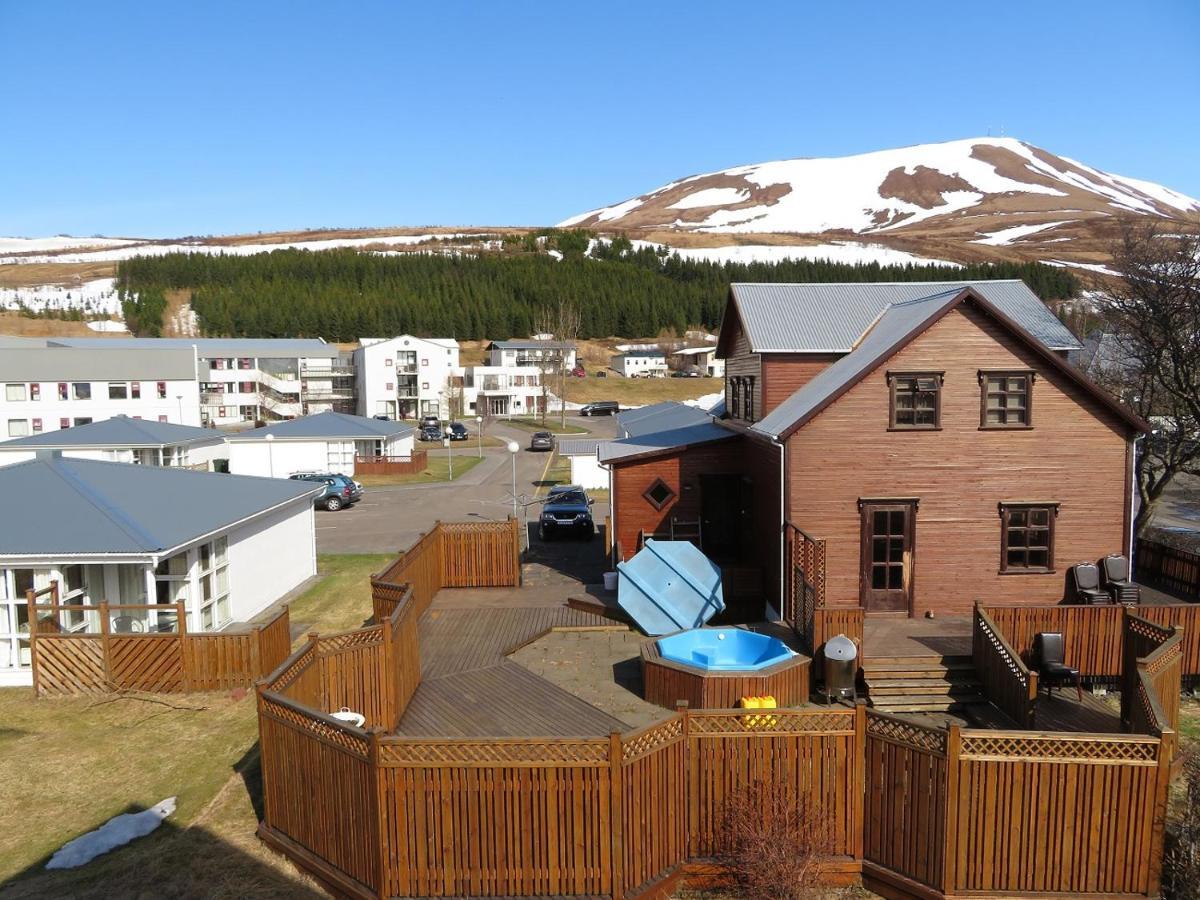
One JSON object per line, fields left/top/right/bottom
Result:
{"left": 886, "top": 371, "right": 944, "bottom": 431}
{"left": 979, "top": 370, "right": 1035, "bottom": 430}
{"left": 643, "top": 477, "right": 677, "bottom": 511}
{"left": 998, "top": 501, "right": 1059, "bottom": 574}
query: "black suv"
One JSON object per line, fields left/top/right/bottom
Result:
{"left": 446, "top": 422, "right": 470, "bottom": 441}
{"left": 418, "top": 425, "right": 443, "bottom": 442}
{"left": 538, "top": 485, "right": 594, "bottom": 540}
{"left": 579, "top": 401, "right": 619, "bottom": 416}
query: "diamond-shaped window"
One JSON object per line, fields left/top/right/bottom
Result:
{"left": 643, "top": 478, "right": 676, "bottom": 511}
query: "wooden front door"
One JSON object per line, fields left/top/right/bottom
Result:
{"left": 860, "top": 501, "right": 916, "bottom": 613}
{"left": 700, "top": 474, "right": 750, "bottom": 561}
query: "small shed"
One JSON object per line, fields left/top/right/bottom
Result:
{"left": 556, "top": 438, "right": 608, "bottom": 490}
{"left": 227, "top": 411, "right": 415, "bottom": 478}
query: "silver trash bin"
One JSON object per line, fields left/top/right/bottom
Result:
{"left": 822, "top": 634, "right": 858, "bottom": 703}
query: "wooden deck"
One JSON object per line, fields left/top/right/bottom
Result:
{"left": 396, "top": 586, "right": 633, "bottom": 737}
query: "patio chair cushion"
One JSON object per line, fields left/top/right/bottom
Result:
{"left": 1042, "top": 661, "right": 1079, "bottom": 679}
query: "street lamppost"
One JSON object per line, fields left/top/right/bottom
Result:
{"left": 444, "top": 426, "right": 453, "bottom": 481}
{"left": 265, "top": 433, "right": 275, "bottom": 478}
{"left": 506, "top": 440, "right": 519, "bottom": 522}
{"left": 176, "top": 394, "right": 184, "bottom": 424}
{"left": 475, "top": 415, "right": 483, "bottom": 458}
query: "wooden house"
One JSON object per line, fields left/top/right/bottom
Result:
{"left": 605, "top": 281, "right": 1146, "bottom": 621}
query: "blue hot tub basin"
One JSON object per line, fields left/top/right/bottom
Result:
{"left": 656, "top": 627, "right": 796, "bottom": 672}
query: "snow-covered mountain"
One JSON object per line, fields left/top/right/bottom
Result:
{"left": 560, "top": 137, "right": 1200, "bottom": 237}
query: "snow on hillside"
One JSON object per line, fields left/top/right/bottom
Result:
{"left": 629, "top": 240, "right": 958, "bottom": 268}
{"left": 0, "top": 236, "right": 139, "bottom": 253}
{"left": 0, "top": 278, "right": 122, "bottom": 316}
{"left": 560, "top": 137, "right": 1200, "bottom": 235}
{"left": 972, "top": 221, "right": 1070, "bottom": 246}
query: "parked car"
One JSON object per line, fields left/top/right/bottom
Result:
{"left": 571, "top": 365, "right": 586, "bottom": 377}
{"left": 539, "top": 486, "right": 594, "bottom": 540}
{"left": 419, "top": 414, "right": 440, "bottom": 430}
{"left": 529, "top": 431, "right": 555, "bottom": 451}
{"left": 594, "top": 370, "right": 607, "bottom": 378}
{"left": 579, "top": 401, "right": 619, "bottom": 416}
{"left": 418, "top": 425, "right": 443, "bottom": 442}
{"left": 446, "top": 422, "right": 470, "bottom": 441}
{"left": 289, "top": 473, "right": 362, "bottom": 511}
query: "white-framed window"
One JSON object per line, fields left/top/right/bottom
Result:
{"left": 1, "top": 568, "right": 46, "bottom": 670}
{"left": 155, "top": 552, "right": 190, "bottom": 631}
{"left": 7, "top": 419, "right": 29, "bottom": 438}
{"left": 108, "top": 382, "right": 128, "bottom": 400}
{"left": 31, "top": 418, "right": 42, "bottom": 433}
{"left": 197, "top": 538, "right": 230, "bottom": 630}
{"left": 327, "top": 440, "right": 354, "bottom": 470}
{"left": 5, "top": 384, "right": 26, "bottom": 402}
{"left": 72, "top": 382, "right": 91, "bottom": 400}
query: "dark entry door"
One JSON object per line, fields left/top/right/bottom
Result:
{"left": 860, "top": 501, "right": 916, "bottom": 613}
{"left": 700, "top": 474, "right": 750, "bottom": 561}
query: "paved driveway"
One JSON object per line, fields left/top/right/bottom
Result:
{"left": 316, "top": 413, "right": 618, "bottom": 555}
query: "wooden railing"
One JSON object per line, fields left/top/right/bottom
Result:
{"left": 1136, "top": 538, "right": 1200, "bottom": 599}
{"left": 28, "top": 600, "right": 290, "bottom": 696}
{"left": 981, "top": 601, "right": 1200, "bottom": 685}
{"left": 1122, "top": 613, "right": 1183, "bottom": 741}
{"left": 353, "top": 449, "right": 427, "bottom": 475}
{"left": 972, "top": 603, "right": 1038, "bottom": 727}
{"left": 784, "top": 522, "right": 828, "bottom": 651}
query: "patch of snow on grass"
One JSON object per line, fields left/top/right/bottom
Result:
{"left": 86, "top": 320, "right": 128, "bottom": 332}
{"left": 972, "top": 221, "right": 1071, "bottom": 246}
{"left": 630, "top": 239, "right": 958, "bottom": 268}
{"left": 46, "top": 797, "right": 176, "bottom": 869}
{"left": 669, "top": 187, "right": 750, "bottom": 209}
{"left": 0, "top": 277, "right": 122, "bottom": 316}
{"left": 0, "top": 236, "right": 140, "bottom": 254}
{"left": 1045, "top": 259, "right": 1120, "bottom": 277}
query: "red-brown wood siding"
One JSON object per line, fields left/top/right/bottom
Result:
{"left": 743, "top": 437, "right": 782, "bottom": 603}
{"left": 785, "top": 302, "right": 1131, "bottom": 616}
{"left": 761, "top": 353, "right": 841, "bottom": 415}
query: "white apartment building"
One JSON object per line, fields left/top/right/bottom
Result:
{"left": 669, "top": 346, "right": 725, "bottom": 378}
{"left": 486, "top": 340, "right": 578, "bottom": 371}
{"left": 0, "top": 345, "right": 202, "bottom": 439}
{"left": 354, "top": 335, "right": 459, "bottom": 420}
{"left": 49, "top": 337, "right": 354, "bottom": 426}
{"left": 462, "top": 365, "right": 545, "bottom": 418}
{"left": 612, "top": 349, "right": 668, "bottom": 378}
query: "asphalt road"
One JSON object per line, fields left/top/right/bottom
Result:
{"left": 316, "top": 413, "right": 619, "bottom": 556}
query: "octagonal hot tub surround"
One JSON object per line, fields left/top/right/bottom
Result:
{"left": 641, "top": 627, "right": 810, "bottom": 710}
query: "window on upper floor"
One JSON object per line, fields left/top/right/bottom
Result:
{"left": 130, "top": 382, "right": 141, "bottom": 399}
{"left": 108, "top": 382, "right": 128, "bottom": 400}
{"left": 72, "top": 383, "right": 91, "bottom": 400}
{"left": 31, "top": 418, "right": 42, "bottom": 433}
{"left": 728, "top": 377, "right": 741, "bottom": 419}
{"left": 999, "top": 502, "right": 1058, "bottom": 574}
{"left": 744, "top": 377, "right": 755, "bottom": 421}
{"left": 5, "top": 384, "right": 26, "bottom": 402}
{"left": 58, "top": 382, "right": 69, "bottom": 400}
{"left": 30, "top": 384, "right": 40, "bottom": 400}
{"left": 7, "top": 419, "right": 28, "bottom": 437}
{"left": 888, "top": 372, "right": 943, "bottom": 430}
{"left": 980, "top": 371, "right": 1033, "bottom": 428}
{"left": 156, "top": 381, "right": 167, "bottom": 399}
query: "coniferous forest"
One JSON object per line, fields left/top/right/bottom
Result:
{"left": 115, "top": 232, "right": 1080, "bottom": 340}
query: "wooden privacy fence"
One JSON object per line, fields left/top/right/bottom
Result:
{"left": 1136, "top": 538, "right": 1200, "bottom": 599}
{"left": 972, "top": 603, "right": 1037, "bottom": 727}
{"left": 1122, "top": 613, "right": 1183, "bottom": 746}
{"left": 29, "top": 596, "right": 291, "bottom": 696}
{"left": 371, "top": 518, "right": 521, "bottom": 619}
{"left": 982, "top": 601, "right": 1200, "bottom": 685}
{"left": 354, "top": 450, "right": 428, "bottom": 476}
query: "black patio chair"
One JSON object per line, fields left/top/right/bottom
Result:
{"left": 111, "top": 615, "right": 144, "bottom": 633}
{"left": 1069, "top": 562, "right": 1110, "bottom": 605}
{"left": 1101, "top": 555, "right": 1140, "bottom": 604}
{"left": 1033, "top": 632, "right": 1082, "bottom": 701}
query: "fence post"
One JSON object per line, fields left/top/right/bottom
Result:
{"left": 609, "top": 729, "right": 624, "bottom": 900}
{"left": 308, "top": 631, "right": 325, "bottom": 711}
{"left": 26, "top": 589, "right": 40, "bottom": 697}
{"left": 942, "top": 723, "right": 962, "bottom": 894}
{"left": 98, "top": 601, "right": 113, "bottom": 687}
{"left": 676, "top": 701, "right": 692, "bottom": 858}
{"left": 249, "top": 623, "right": 263, "bottom": 681}
{"left": 368, "top": 727, "right": 389, "bottom": 899}
{"left": 1147, "top": 727, "right": 1175, "bottom": 896}
{"left": 853, "top": 700, "right": 866, "bottom": 861}
{"left": 176, "top": 601, "right": 191, "bottom": 692}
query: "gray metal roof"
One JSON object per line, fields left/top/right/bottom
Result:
{"left": 227, "top": 410, "right": 415, "bottom": 442}
{"left": 0, "top": 455, "right": 320, "bottom": 557}
{"left": 487, "top": 340, "right": 576, "bottom": 351}
{"left": 0, "top": 335, "right": 50, "bottom": 348}
{"left": 0, "top": 415, "right": 222, "bottom": 450}
{"left": 728, "top": 281, "right": 1082, "bottom": 353}
{"left": 50, "top": 337, "right": 338, "bottom": 358}
{"left": 557, "top": 438, "right": 603, "bottom": 457}
{"left": 599, "top": 422, "right": 737, "bottom": 464}
{"left": 614, "top": 349, "right": 665, "bottom": 358}
{"left": 0, "top": 347, "right": 197, "bottom": 381}
{"left": 616, "top": 402, "right": 712, "bottom": 438}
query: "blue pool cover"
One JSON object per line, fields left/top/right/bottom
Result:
{"left": 657, "top": 627, "right": 796, "bottom": 671}
{"left": 616, "top": 539, "right": 724, "bottom": 635}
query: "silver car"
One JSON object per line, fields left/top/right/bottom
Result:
{"left": 529, "top": 431, "right": 554, "bottom": 451}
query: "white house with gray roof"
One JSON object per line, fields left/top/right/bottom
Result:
{"left": 227, "top": 410, "right": 416, "bottom": 478}
{"left": 0, "top": 454, "right": 320, "bottom": 686}
{"left": 0, "top": 414, "right": 228, "bottom": 469}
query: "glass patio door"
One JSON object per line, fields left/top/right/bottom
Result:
{"left": 859, "top": 501, "right": 916, "bottom": 614}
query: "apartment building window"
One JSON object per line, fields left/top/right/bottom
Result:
{"left": 59, "top": 418, "right": 70, "bottom": 429}
{"left": 72, "top": 383, "right": 91, "bottom": 400}
{"left": 980, "top": 371, "right": 1033, "bottom": 428}
{"left": 238, "top": 381, "right": 255, "bottom": 394}
{"left": 421, "top": 358, "right": 429, "bottom": 366}
{"left": 888, "top": 372, "right": 943, "bottom": 430}
{"left": 31, "top": 418, "right": 42, "bottom": 433}
{"left": 131, "top": 382, "right": 141, "bottom": 399}
{"left": 7, "top": 420, "right": 29, "bottom": 438}
{"left": 999, "top": 503, "right": 1058, "bottom": 573}
{"left": 237, "top": 358, "right": 253, "bottom": 369}
{"left": 238, "top": 405, "right": 256, "bottom": 418}
{"left": 108, "top": 383, "right": 128, "bottom": 400}
{"left": 58, "top": 382, "right": 68, "bottom": 400}
{"left": 197, "top": 537, "right": 230, "bottom": 630}
{"left": 385, "top": 358, "right": 393, "bottom": 366}
{"left": 74, "top": 417, "right": 93, "bottom": 426}
{"left": 386, "top": 382, "right": 394, "bottom": 391}
{"left": 422, "top": 382, "right": 429, "bottom": 390}
{"left": 5, "top": 384, "right": 26, "bottom": 402}
{"left": 156, "top": 381, "right": 167, "bottom": 399}
{"left": 29, "top": 384, "right": 39, "bottom": 400}
{"left": 158, "top": 415, "right": 168, "bottom": 423}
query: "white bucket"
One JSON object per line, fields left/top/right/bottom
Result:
{"left": 603, "top": 571, "right": 619, "bottom": 592}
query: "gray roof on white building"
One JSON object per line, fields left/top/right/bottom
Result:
{"left": 0, "top": 455, "right": 320, "bottom": 557}
{"left": 727, "top": 281, "right": 1082, "bottom": 353}
{"left": 487, "top": 340, "right": 576, "bottom": 351}
{"left": 227, "top": 410, "right": 415, "bottom": 442}
{"left": 0, "top": 346, "right": 197, "bottom": 381}
{"left": 599, "top": 421, "right": 736, "bottom": 464}
{"left": 616, "top": 401, "right": 712, "bottom": 438}
{"left": 614, "top": 349, "right": 665, "bottom": 358}
{"left": 0, "top": 415, "right": 222, "bottom": 450}
{"left": 50, "top": 337, "right": 338, "bottom": 358}
{"left": 557, "top": 438, "right": 603, "bottom": 457}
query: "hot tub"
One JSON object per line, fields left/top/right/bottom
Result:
{"left": 641, "top": 627, "right": 810, "bottom": 709}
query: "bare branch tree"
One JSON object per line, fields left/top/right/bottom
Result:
{"left": 1090, "top": 218, "right": 1200, "bottom": 536}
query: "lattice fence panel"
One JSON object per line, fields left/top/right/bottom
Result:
{"left": 33, "top": 637, "right": 106, "bottom": 695}
{"left": 960, "top": 733, "right": 1158, "bottom": 763}
{"left": 109, "top": 636, "right": 185, "bottom": 692}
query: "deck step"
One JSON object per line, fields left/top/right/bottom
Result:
{"left": 863, "top": 658, "right": 975, "bottom": 674}
{"left": 872, "top": 697, "right": 990, "bottom": 714}
{"left": 867, "top": 680, "right": 982, "bottom": 696}
{"left": 863, "top": 653, "right": 986, "bottom": 715}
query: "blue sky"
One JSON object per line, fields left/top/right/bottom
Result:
{"left": 2, "top": 1, "right": 1197, "bottom": 237}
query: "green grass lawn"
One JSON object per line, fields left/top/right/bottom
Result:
{"left": 501, "top": 416, "right": 589, "bottom": 435}
{"left": 356, "top": 452, "right": 484, "bottom": 486}
{"left": 0, "top": 554, "right": 389, "bottom": 897}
